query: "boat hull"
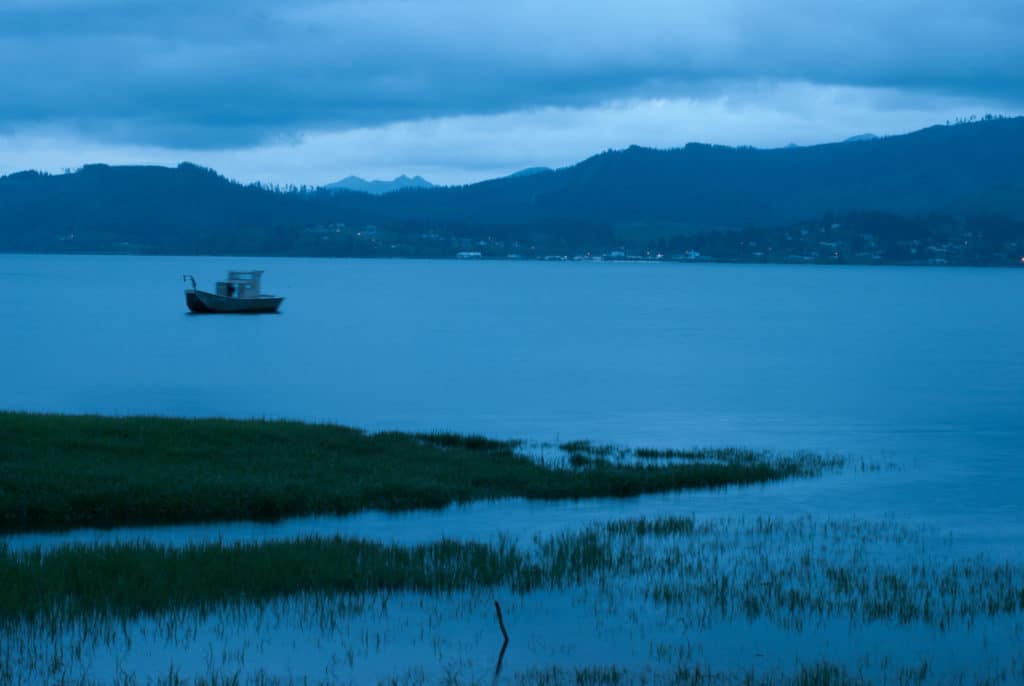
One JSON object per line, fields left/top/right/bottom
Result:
{"left": 186, "top": 290, "right": 283, "bottom": 314}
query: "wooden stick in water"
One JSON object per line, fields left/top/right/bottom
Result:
{"left": 494, "top": 600, "right": 509, "bottom": 645}
{"left": 493, "top": 600, "right": 510, "bottom": 684}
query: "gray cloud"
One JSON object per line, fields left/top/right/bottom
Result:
{"left": 0, "top": 84, "right": 1001, "bottom": 187}
{"left": 0, "top": 0, "right": 1021, "bottom": 149}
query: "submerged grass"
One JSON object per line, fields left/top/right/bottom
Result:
{"left": 558, "top": 439, "right": 837, "bottom": 469}
{"left": 3, "top": 516, "right": 1022, "bottom": 627}
{"left": 0, "top": 412, "right": 837, "bottom": 533}
{"left": 0, "top": 661, "right": 909, "bottom": 686}
{"left": 514, "top": 662, "right": 869, "bottom": 686}
{"left": 3, "top": 517, "right": 1023, "bottom": 686}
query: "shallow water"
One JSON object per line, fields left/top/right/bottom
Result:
{"left": 11, "top": 592, "right": 1020, "bottom": 685}
{"left": 8, "top": 468, "right": 1010, "bottom": 562}
{"left": 4, "top": 518, "right": 1022, "bottom": 685}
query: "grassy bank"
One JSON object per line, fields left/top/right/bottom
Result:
{"left": 0, "top": 412, "right": 837, "bottom": 533}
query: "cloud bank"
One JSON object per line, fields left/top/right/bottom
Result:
{"left": 0, "top": 0, "right": 1020, "bottom": 182}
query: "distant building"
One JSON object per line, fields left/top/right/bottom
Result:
{"left": 456, "top": 251, "right": 482, "bottom": 259}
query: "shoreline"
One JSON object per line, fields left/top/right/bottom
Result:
{"left": 2, "top": 249, "right": 1022, "bottom": 269}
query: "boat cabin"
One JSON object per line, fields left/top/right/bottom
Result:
{"left": 215, "top": 271, "right": 265, "bottom": 299}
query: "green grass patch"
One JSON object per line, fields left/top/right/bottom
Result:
{"left": 3, "top": 516, "right": 1022, "bottom": 626}
{"left": 0, "top": 412, "right": 837, "bottom": 533}
{"left": 0, "top": 537, "right": 530, "bottom": 619}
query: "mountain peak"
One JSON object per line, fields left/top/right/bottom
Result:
{"left": 325, "top": 174, "right": 435, "bottom": 195}
{"left": 506, "top": 167, "right": 554, "bottom": 178}
{"left": 843, "top": 133, "right": 879, "bottom": 143}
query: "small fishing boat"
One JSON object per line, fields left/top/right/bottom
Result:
{"left": 183, "top": 271, "right": 284, "bottom": 313}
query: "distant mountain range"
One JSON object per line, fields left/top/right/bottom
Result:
{"left": 324, "top": 174, "right": 435, "bottom": 194}
{"left": 1, "top": 116, "right": 1023, "bottom": 259}
{"left": 361, "top": 116, "right": 1024, "bottom": 236}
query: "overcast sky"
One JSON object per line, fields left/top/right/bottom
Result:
{"left": 0, "top": 0, "right": 1021, "bottom": 185}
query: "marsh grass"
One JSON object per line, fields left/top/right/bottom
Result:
{"left": 515, "top": 662, "right": 868, "bottom": 686}
{"left": 604, "top": 517, "right": 1024, "bottom": 629}
{"left": 558, "top": 439, "right": 842, "bottom": 471}
{"left": 3, "top": 518, "right": 1024, "bottom": 686}
{"left": 0, "top": 413, "right": 837, "bottom": 533}
{"left": 0, "top": 662, "right": 875, "bottom": 686}
{"left": 0, "top": 537, "right": 531, "bottom": 620}
{"left": 3, "top": 516, "right": 1022, "bottom": 630}
{"left": 634, "top": 447, "right": 718, "bottom": 460}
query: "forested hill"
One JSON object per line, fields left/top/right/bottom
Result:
{"left": 0, "top": 163, "right": 378, "bottom": 254}
{"left": 1, "top": 116, "right": 1023, "bottom": 257}
{"left": 379, "top": 115, "right": 1024, "bottom": 231}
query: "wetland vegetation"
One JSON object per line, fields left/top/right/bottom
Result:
{"left": 0, "top": 412, "right": 839, "bottom": 533}
{"left": 3, "top": 414, "right": 1021, "bottom": 685}
{"left": 3, "top": 517, "right": 1022, "bottom": 627}
{"left": 2, "top": 516, "right": 1023, "bottom": 684}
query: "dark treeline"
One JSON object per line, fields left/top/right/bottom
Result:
{"left": 0, "top": 163, "right": 612, "bottom": 256}
{"left": 1, "top": 116, "right": 1023, "bottom": 262}
{"left": 0, "top": 163, "right": 376, "bottom": 255}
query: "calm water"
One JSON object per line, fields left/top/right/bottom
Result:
{"left": 1, "top": 254, "right": 1023, "bottom": 553}
{"left": 4, "top": 253, "right": 1024, "bottom": 684}
{"left": 5, "top": 519, "right": 1022, "bottom": 684}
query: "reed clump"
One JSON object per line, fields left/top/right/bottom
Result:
{"left": 0, "top": 537, "right": 530, "bottom": 620}
{"left": 0, "top": 412, "right": 836, "bottom": 533}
